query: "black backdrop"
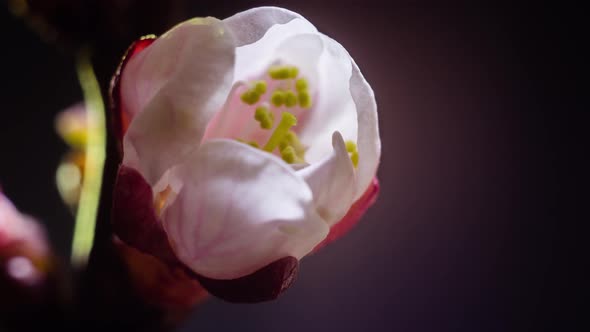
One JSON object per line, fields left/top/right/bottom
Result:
{"left": 0, "top": 1, "right": 583, "bottom": 331}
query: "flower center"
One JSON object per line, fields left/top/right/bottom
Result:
{"left": 205, "top": 63, "right": 359, "bottom": 168}
{"left": 236, "top": 64, "right": 312, "bottom": 164}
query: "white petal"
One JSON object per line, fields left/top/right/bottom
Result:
{"left": 121, "top": 17, "right": 235, "bottom": 185}
{"left": 161, "top": 139, "right": 328, "bottom": 280}
{"left": 201, "top": 82, "right": 249, "bottom": 141}
{"left": 296, "top": 33, "right": 380, "bottom": 200}
{"left": 224, "top": 6, "right": 317, "bottom": 82}
{"left": 350, "top": 59, "right": 381, "bottom": 200}
{"left": 298, "top": 132, "right": 356, "bottom": 226}
{"left": 274, "top": 33, "right": 323, "bottom": 88}
{"left": 298, "top": 34, "right": 358, "bottom": 164}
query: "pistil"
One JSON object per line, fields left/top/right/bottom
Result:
{"left": 263, "top": 112, "right": 297, "bottom": 152}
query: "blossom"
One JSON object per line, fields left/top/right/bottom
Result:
{"left": 111, "top": 7, "right": 380, "bottom": 303}
{"left": 0, "top": 192, "right": 49, "bottom": 280}
{"left": 0, "top": 191, "right": 55, "bottom": 312}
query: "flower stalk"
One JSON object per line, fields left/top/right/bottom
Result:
{"left": 70, "top": 51, "right": 106, "bottom": 266}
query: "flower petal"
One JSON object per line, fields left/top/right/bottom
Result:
{"left": 298, "top": 34, "right": 357, "bottom": 164}
{"left": 110, "top": 36, "right": 156, "bottom": 142}
{"left": 314, "top": 177, "right": 380, "bottom": 252}
{"left": 350, "top": 59, "right": 381, "bottom": 200}
{"left": 273, "top": 33, "right": 323, "bottom": 89}
{"left": 201, "top": 81, "right": 254, "bottom": 141}
{"left": 112, "top": 165, "right": 177, "bottom": 264}
{"left": 121, "top": 17, "right": 236, "bottom": 185}
{"left": 224, "top": 6, "right": 317, "bottom": 82}
{"left": 224, "top": 7, "right": 311, "bottom": 47}
{"left": 297, "top": 33, "right": 380, "bottom": 200}
{"left": 162, "top": 139, "right": 328, "bottom": 280}
{"left": 195, "top": 256, "right": 298, "bottom": 303}
{"left": 298, "top": 132, "right": 356, "bottom": 226}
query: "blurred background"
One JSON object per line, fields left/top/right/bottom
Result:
{"left": 0, "top": 1, "right": 582, "bottom": 331}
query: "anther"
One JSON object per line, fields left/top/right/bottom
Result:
{"left": 345, "top": 141, "right": 357, "bottom": 153}
{"left": 298, "top": 90, "right": 312, "bottom": 108}
{"left": 269, "top": 65, "right": 299, "bottom": 80}
{"left": 253, "top": 80, "right": 267, "bottom": 94}
{"left": 271, "top": 90, "right": 286, "bottom": 107}
{"left": 285, "top": 91, "right": 297, "bottom": 107}
{"left": 295, "top": 78, "right": 308, "bottom": 92}
{"left": 351, "top": 151, "right": 359, "bottom": 167}
{"left": 236, "top": 139, "right": 260, "bottom": 148}
{"left": 254, "top": 106, "right": 274, "bottom": 129}
{"left": 284, "top": 130, "right": 306, "bottom": 158}
{"left": 241, "top": 90, "right": 260, "bottom": 105}
{"left": 288, "top": 66, "right": 299, "bottom": 79}
{"left": 281, "top": 145, "right": 297, "bottom": 164}
{"left": 345, "top": 140, "right": 359, "bottom": 167}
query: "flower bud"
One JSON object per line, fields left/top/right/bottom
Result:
{"left": 110, "top": 6, "right": 381, "bottom": 304}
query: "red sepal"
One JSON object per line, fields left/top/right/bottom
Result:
{"left": 194, "top": 256, "right": 299, "bottom": 303}
{"left": 112, "top": 165, "right": 177, "bottom": 264}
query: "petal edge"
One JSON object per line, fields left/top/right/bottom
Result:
{"left": 109, "top": 35, "right": 157, "bottom": 146}
{"left": 314, "top": 177, "right": 380, "bottom": 252}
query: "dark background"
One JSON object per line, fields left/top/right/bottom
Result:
{"left": 0, "top": 1, "right": 583, "bottom": 331}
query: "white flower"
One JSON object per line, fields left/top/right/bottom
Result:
{"left": 112, "top": 7, "right": 380, "bottom": 286}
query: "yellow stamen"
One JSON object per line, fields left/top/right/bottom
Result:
{"left": 288, "top": 66, "right": 299, "bottom": 78}
{"left": 271, "top": 90, "right": 286, "bottom": 107}
{"left": 285, "top": 91, "right": 297, "bottom": 107}
{"left": 295, "top": 78, "right": 308, "bottom": 92}
{"left": 269, "top": 65, "right": 298, "bottom": 80}
{"left": 345, "top": 140, "right": 357, "bottom": 153}
{"left": 351, "top": 151, "right": 359, "bottom": 167}
{"left": 234, "top": 65, "right": 317, "bottom": 164}
{"left": 254, "top": 80, "right": 267, "bottom": 94}
{"left": 254, "top": 106, "right": 274, "bottom": 129}
{"left": 283, "top": 130, "right": 306, "bottom": 158}
{"left": 345, "top": 140, "right": 359, "bottom": 167}
{"left": 236, "top": 138, "right": 260, "bottom": 148}
{"left": 264, "top": 112, "right": 297, "bottom": 152}
{"left": 241, "top": 90, "right": 260, "bottom": 105}
{"left": 298, "top": 90, "right": 312, "bottom": 108}
{"left": 281, "top": 145, "right": 298, "bottom": 164}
